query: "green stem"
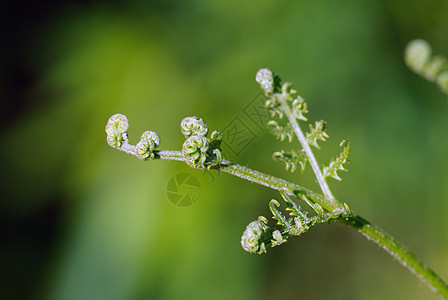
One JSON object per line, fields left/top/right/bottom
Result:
{"left": 345, "top": 215, "right": 448, "bottom": 299}
{"left": 156, "top": 150, "right": 336, "bottom": 211}
{"left": 154, "top": 149, "right": 448, "bottom": 298}
{"left": 277, "top": 95, "right": 339, "bottom": 209}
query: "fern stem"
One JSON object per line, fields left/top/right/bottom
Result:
{"left": 156, "top": 150, "right": 336, "bottom": 211}
{"left": 277, "top": 97, "right": 341, "bottom": 210}
{"left": 154, "top": 150, "right": 448, "bottom": 297}
{"left": 156, "top": 150, "right": 343, "bottom": 211}
{"left": 346, "top": 215, "right": 448, "bottom": 298}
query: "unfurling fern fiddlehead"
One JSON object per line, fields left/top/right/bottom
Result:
{"left": 405, "top": 39, "right": 448, "bottom": 95}
{"left": 105, "top": 69, "right": 448, "bottom": 298}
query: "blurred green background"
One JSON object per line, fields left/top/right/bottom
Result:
{"left": 1, "top": 0, "right": 448, "bottom": 299}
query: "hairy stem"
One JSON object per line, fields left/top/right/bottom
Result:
{"left": 153, "top": 149, "right": 448, "bottom": 297}
{"left": 346, "top": 215, "right": 448, "bottom": 299}
{"left": 156, "top": 150, "right": 336, "bottom": 211}
{"left": 106, "top": 147, "right": 448, "bottom": 296}
{"left": 277, "top": 97, "right": 339, "bottom": 209}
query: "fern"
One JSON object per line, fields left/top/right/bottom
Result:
{"left": 291, "top": 97, "right": 308, "bottom": 121}
{"left": 105, "top": 68, "right": 448, "bottom": 298}
{"left": 266, "top": 120, "right": 293, "bottom": 142}
{"left": 322, "top": 140, "right": 350, "bottom": 181}
{"left": 305, "top": 120, "right": 329, "bottom": 149}
{"left": 272, "top": 149, "right": 308, "bottom": 173}
{"left": 405, "top": 39, "right": 448, "bottom": 95}
{"left": 269, "top": 199, "right": 291, "bottom": 228}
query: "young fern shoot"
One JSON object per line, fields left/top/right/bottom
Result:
{"left": 105, "top": 69, "right": 448, "bottom": 299}
{"left": 405, "top": 39, "right": 448, "bottom": 95}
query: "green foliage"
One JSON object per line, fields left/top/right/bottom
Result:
{"left": 103, "top": 69, "right": 356, "bottom": 254}
{"left": 105, "top": 114, "right": 160, "bottom": 160}
{"left": 105, "top": 113, "right": 129, "bottom": 148}
{"left": 258, "top": 68, "right": 348, "bottom": 204}
{"left": 240, "top": 216, "right": 269, "bottom": 254}
{"left": 182, "top": 136, "right": 209, "bottom": 167}
{"left": 272, "top": 149, "right": 308, "bottom": 173}
{"left": 105, "top": 68, "right": 448, "bottom": 298}
{"left": 291, "top": 97, "right": 309, "bottom": 121}
{"left": 181, "top": 116, "right": 208, "bottom": 138}
{"left": 323, "top": 140, "right": 351, "bottom": 181}
{"left": 106, "top": 69, "right": 355, "bottom": 254}
{"left": 269, "top": 199, "right": 291, "bottom": 228}
{"left": 305, "top": 120, "right": 329, "bottom": 149}
{"left": 181, "top": 118, "right": 223, "bottom": 169}
{"left": 266, "top": 120, "right": 293, "bottom": 142}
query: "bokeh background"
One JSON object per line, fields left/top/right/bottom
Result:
{"left": 2, "top": 0, "right": 448, "bottom": 299}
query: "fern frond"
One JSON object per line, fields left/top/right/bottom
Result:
{"left": 323, "top": 140, "right": 350, "bottom": 181}
{"left": 291, "top": 97, "right": 308, "bottom": 121}
{"left": 265, "top": 99, "right": 284, "bottom": 119}
{"left": 279, "top": 190, "right": 308, "bottom": 220}
{"left": 305, "top": 120, "right": 329, "bottom": 149}
{"left": 272, "top": 150, "right": 307, "bottom": 173}
{"left": 269, "top": 200, "right": 291, "bottom": 228}
{"left": 266, "top": 120, "right": 293, "bottom": 142}
{"left": 405, "top": 39, "right": 448, "bottom": 95}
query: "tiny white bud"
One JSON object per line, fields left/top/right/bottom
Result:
{"left": 181, "top": 117, "right": 208, "bottom": 138}
{"left": 241, "top": 216, "right": 268, "bottom": 254}
{"left": 106, "top": 114, "right": 129, "bottom": 134}
{"left": 106, "top": 129, "right": 124, "bottom": 148}
{"left": 141, "top": 131, "right": 160, "bottom": 148}
{"left": 182, "top": 135, "right": 209, "bottom": 168}
{"left": 136, "top": 138, "right": 155, "bottom": 160}
{"left": 256, "top": 68, "right": 275, "bottom": 95}
{"left": 405, "top": 39, "right": 431, "bottom": 73}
